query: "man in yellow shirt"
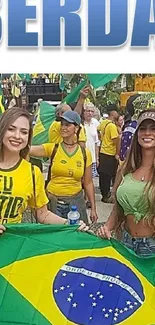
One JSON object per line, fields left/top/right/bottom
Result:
{"left": 97, "top": 105, "right": 119, "bottom": 203}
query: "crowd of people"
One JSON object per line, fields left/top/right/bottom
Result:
{"left": 0, "top": 86, "right": 155, "bottom": 258}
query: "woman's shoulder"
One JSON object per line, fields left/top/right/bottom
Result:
{"left": 22, "top": 159, "right": 42, "bottom": 176}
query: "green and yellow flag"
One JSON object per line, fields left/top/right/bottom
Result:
{"left": 32, "top": 101, "right": 56, "bottom": 145}
{"left": 0, "top": 224, "right": 155, "bottom": 325}
{"left": 0, "top": 87, "right": 5, "bottom": 115}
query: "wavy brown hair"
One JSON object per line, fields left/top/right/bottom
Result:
{"left": 114, "top": 108, "right": 155, "bottom": 235}
{"left": 0, "top": 107, "right": 33, "bottom": 160}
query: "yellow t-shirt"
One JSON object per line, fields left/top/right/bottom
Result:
{"left": 43, "top": 143, "right": 92, "bottom": 196}
{"left": 98, "top": 119, "right": 118, "bottom": 155}
{"left": 48, "top": 121, "right": 86, "bottom": 144}
{"left": 0, "top": 159, "right": 48, "bottom": 224}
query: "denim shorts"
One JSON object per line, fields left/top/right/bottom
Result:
{"left": 120, "top": 229, "right": 155, "bottom": 257}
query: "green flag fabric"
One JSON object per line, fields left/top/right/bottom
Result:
{"left": 62, "top": 80, "right": 87, "bottom": 104}
{"left": 87, "top": 74, "right": 120, "bottom": 89}
{"left": 59, "top": 74, "right": 65, "bottom": 91}
{"left": 63, "top": 74, "right": 120, "bottom": 104}
{"left": 0, "top": 224, "right": 155, "bottom": 325}
{"left": 32, "top": 101, "right": 56, "bottom": 145}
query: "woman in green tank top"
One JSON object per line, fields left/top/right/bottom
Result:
{"left": 96, "top": 108, "right": 155, "bottom": 257}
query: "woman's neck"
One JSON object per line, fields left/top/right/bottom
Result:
{"left": 141, "top": 149, "right": 155, "bottom": 168}
{"left": 0, "top": 150, "right": 21, "bottom": 168}
{"left": 62, "top": 137, "right": 77, "bottom": 146}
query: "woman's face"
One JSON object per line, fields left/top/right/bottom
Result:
{"left": 60, "top": 120, "right": 78, "bottom": 138}
{"left": 138, "top": 119, "right": 155, "bottom": 149}
{"left": 3, "top": 116, "right": 30, "bottom": 153}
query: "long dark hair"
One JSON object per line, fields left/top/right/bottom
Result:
{"left": 114, "top": 108, "right": 155, "bottom": 234}
{"left": 0, "top": 107, "right": 33, "bottom": 160}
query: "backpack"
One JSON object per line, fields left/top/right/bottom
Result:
{"left": 45, "top": 144, "right": 87, "bottom": 187}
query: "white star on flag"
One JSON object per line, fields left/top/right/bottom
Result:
{"left": 67, "top": 297, "right": 72, "bottom": 302}
{"left": 92, "top": 302, "right": 97, "bottom": 307}
{"left": 99, "top": 294, "right": 104, "bottom": 299}
{"left": 69, "top": 293, "right": 74, "bottom": 297}
{"left": 80, "top": 283, "right": 85, "bottom": 287}
{"left": 89, "top": 294, "right": 93, "bottom": 297}
{"left": 104, "top": 313, "right": 109, "bottom": 318}
{"left": 129, "top": 305, "right": 134, "bottom": 309}
{"left": 62, "top": 273, "right": 67, "bottom": 277}
{"left": 60, "top": 286, "right": 65, "bottom": 290}
{"left": 96, "top": 291, "right": 100, "bottom": 295}
{"left": 126, "top": 301, "right": 131, "bottom": 305}
{"left": 109, "top": 309, "right": 113, "bottom": 313}
{"left": 54, "top": 289, "right": 58, "bottom": 293}
{"left": 72, "top": 303, "right": 77, "bottom": 308}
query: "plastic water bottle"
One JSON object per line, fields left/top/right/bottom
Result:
{"left": 67, "top": 206, "right": 80, "bottom": 225}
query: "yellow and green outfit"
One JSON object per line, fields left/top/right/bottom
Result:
{"left": 0, "top": 159, "right": 48, "bottom": 224}
{"left": 116, "top": 173, "right": 155, "bottom": 256}
{"left": 43, "top": 142, "right": 92, "bottom": 223}
{"left": 97, "top": 119, "right": 118, "bottom": 201}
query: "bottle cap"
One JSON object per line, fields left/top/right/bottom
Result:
{"left": 71, "top": 205, "right": 77, "bottom": 211}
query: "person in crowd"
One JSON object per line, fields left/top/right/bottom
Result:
{"left": 116, "top": 114, "right": 124, "bottom": 136}
{"left": 30, "top": 110, "right": 98, "bottom": 225}
{"left": 97, "top": 104, "right": 119, "bottom": 203}
{"left": 48, "top": 103, "right": 86, "bottom": 147}
{"left": 83, "top": 102, "right": 100, "bottom": 208}
{"left": 97, "top": 109, "right": 155, "bottom": 256}
{"left": 84, "top": 102, "right": 100, "bottom": 177}
{"left": 0, "top": 108, "right": 88, "bottom": 234}
{"left": 48, "top": 86, "right": 90, "bottom": 148}
{"left": 119, "top": 94, "right": 140, "bottom": 164}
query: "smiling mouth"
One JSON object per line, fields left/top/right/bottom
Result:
{"left": 9, "top": 140, "right": 22, "bottom": 146}
{"left": 142, "top": 138, "right": 154, "bottom": 142}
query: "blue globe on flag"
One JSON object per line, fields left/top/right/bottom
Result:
{"left": 53, "top": 257, "right": 145, "bottom": 325}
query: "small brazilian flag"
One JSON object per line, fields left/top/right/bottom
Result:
{"left": 32, "top": 101, "right": 56, "bottom": 145}
{"left": 0, "top": 224, "right": 155, "bottom": 325}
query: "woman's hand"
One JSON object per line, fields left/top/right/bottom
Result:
{"left": 90, "top": 210, "right": 98, "bottom": 223}
{"left": 96, "top": 224, "right": 111, "bottom": 240}
{"left": 77, "top": 220, "right": 89, "bottom": 232}
{"left": 0, "top": 225, "right": 6, "bottom": 235}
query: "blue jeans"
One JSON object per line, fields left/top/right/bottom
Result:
{"left": 120, "top": 229, "right": 155, "bottom": 257}
{"left": 56, "top": 201, "right": 70, "bottom": 219}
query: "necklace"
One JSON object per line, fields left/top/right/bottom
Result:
{"left": 63, "top": 141, "right": 78, "bottom": 147}
{"left": 141, "top": 168, "right": 152, "bottom": 182}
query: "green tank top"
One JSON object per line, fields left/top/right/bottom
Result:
{"left": 116, "top": 173, "right": 149, "bottom": 223}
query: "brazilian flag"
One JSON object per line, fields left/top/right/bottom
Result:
{"left": 0, "top": 224, "right": 155, "bottom": 325}
{"left": 32, "top": 101, "right": 56, "bottom": 145}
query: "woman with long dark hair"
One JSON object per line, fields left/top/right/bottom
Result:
{"left": 0, "top": 107, "right": 88, "bottom": 234}
{"left": 30, "top": 110, "right": 98, "bottom": 224}
{"left": 97, "top": 109, "right": 155, "bottom": 256}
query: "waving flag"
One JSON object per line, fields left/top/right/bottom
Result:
{"left": 32, "top": 101, "right": 56, "bottom": 145}
{"left": 63, "top": 74, "right": 120, "bottom": 104}
{"left": 0, "top": 224, "right": 155, "bottom": 325}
